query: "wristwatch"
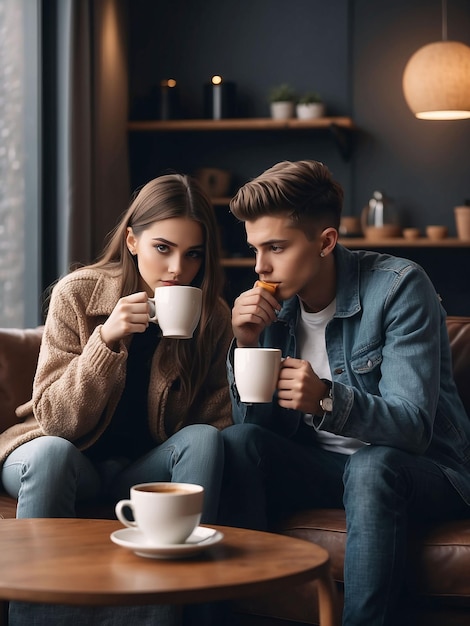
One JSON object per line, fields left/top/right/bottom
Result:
{"left": 319, "top": 379, "right": 333, "bottom": 414}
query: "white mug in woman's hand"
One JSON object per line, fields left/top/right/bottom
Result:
{"left": 148, "top": 286, "right": 202, "bottom": 339}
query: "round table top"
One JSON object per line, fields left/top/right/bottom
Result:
{"left": 0, "top": 518, "right": 331, "bottom": 606}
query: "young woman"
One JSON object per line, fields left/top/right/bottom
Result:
{"left": 0, "top": 173, "right": 233, "bottom": 523}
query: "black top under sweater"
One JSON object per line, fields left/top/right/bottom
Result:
{"left": 86, "top": 323, "right": 160, "bottom": 462}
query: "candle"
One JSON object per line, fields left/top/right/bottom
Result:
{"left": 159, "top": 79, "right": 179, "bottom": 120}
{"left": 212, "top": 76, "right": 222, "bottom": 120}
{"left": 204, "top": 76, "right": 237, "bottom": 119}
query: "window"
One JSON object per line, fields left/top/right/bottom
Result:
{"left": 0, "top": 0, "right": 40, "bottom": 327}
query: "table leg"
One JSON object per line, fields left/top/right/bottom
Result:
{"left": 0, "top": 601, "right": 7, "bottom": 626}
{"left": 316, "top": 567, "right": 340, "bottom": 626}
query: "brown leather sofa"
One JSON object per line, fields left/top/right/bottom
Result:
{"left": 1, "top": 319, "right": 470, "bottom": 625}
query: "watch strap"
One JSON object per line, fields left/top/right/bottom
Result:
{"left": 319, "top": 379, "right": 333, "bottom": 414}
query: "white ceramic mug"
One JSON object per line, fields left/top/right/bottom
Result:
{"left": 115, "top": 482, "right": 204, "bottom": 545}
{"left": 148, "top": 285, "right": 202, "bottom": 339}
{"left": 234, "top": 348, "right": 282, "bottom": 403}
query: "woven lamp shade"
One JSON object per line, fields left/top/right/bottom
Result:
{"left": 403, "top": 40, "right": 470, "bottom": 119}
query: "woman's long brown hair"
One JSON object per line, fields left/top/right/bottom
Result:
{"left": 89, "top": 173, "right": 225, "bottom": 408}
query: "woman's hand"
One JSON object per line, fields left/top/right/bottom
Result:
{"left": 101, "top": 291, "right": 151, "bottom": 349}
{"left": 232, "top": 285, "right": 281, "bottom": 348}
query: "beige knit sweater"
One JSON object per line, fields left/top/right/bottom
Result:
{"left": 0, "top": 269, "right": 233, "bottom": 464}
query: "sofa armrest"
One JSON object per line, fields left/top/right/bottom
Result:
{"left": 446, "top": 316, "right": 470, "bottom": 418}
{"left": 0, "top": 327, "right": 44, "bottom": 434}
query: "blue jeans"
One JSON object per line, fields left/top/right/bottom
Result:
{"left": 221, "top": 423, "right": 469, "bottom": 626}
{"left": 2, "top": 425, "right": 225, "bottom": 626}
{"left": 2, "top": 423, "right": 224, "bottom": 522}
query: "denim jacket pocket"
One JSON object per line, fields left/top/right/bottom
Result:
{"left": 350, "top": 347, "right": 383, "bottom": 394}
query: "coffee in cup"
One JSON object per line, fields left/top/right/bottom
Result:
{"left": 115, "top": 482, "right": 204, "bottom": 545}
{"left": 234, "top": 347, "right": 282, "bottom": 403}
{"left": 148, "top": 285, "right": 202, "bottom": 339}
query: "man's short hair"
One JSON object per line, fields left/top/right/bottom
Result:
{"left": 230, "top": 160, "right": 343, "bottom": 234}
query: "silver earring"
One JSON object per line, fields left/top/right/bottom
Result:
{"left": 320, "top": 251, "right": 325, "bottom": 258}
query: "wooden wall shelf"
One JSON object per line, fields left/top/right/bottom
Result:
{"left": 212, "top": 197, "right": 232, "bottom": 206}
{"left": 221, "top": 240, "right": 470, "bottom": 315}
{"left": 128, "top": 117, "right": 355, "bottom": 160}
{"left": 221, "top": 238, "right": 470, "bottom": 267}
{"left": 338, "top": 237, "right": 470, "bottom": 249}
{"left": 222, "top": 258, "right": 254, "bottom": 268}
{"left": 127, "top": 117, "right": 354, "bottom": 132}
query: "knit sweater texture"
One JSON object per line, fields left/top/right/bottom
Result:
{"left": 0, "top": 269, "right": 233, "bottom": 464}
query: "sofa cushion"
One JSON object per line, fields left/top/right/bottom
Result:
{"left": 408, "top": 519, "right": 470, "bottom": 602}
{"left": 0, "top": 327, "right": 43, "bottom": 433}
{"left": 447, "top": 316, "right": 470, "bottom": 416}
{"left": 277, "top": 509, "right": 346, "bottom": 583}
{"left": 277, "top": 509, "right": 470, "bottom": 605}
{"left": 0, "top": 492, "right": 17, "bottom": 519}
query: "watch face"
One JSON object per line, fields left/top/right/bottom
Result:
{"left": 321, "top": 396, "right": 333, "bottom": 413}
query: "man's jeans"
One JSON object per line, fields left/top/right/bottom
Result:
{"left": 221, "top": 423, "right": 469, "bottom": 626}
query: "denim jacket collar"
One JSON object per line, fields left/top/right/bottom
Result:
{"left": 276, "top": 243, "right": 361, "bottom": 323}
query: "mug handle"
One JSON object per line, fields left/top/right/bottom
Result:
{"left": 115, "top": 499, "right": 137, "bottom": 528}
{"left": 148, "top": 297, "right": 158, "bottom": 323}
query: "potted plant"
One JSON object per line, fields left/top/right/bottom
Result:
{"left": 268, "top": 83, "right": 296, "bottom": 119}
{"left": 296, "top": 92, "right": 325, "bottom": 119}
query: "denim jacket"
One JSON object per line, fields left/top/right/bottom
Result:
{"left": 228, "top": 244, "right": 470, "bottom": 505}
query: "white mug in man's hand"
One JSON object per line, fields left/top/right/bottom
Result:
{"left": 148, "top": 286, "right": 202, "bottom": 339}
{"left": 234, "top": 347, "right": 282, "bottom": 403}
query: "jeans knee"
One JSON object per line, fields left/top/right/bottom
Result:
{"left": 222, "top": 423, "right": 267, "bottom": 467}
{"left": 345, "top": 445, "right": 400, "bottom": 478}
{"left": 184, "top": 423, "right": 222, "bottom": 449}
{"left": 222, "top": 423, "right": 264, "bottom": 448}
{"left": 343, "top": 446, "right": 404, "bottom": 507}
{"left": 21, "top": 436, "right": 80, "bottom": 479}
{"left": 176, "top": 424, "right": 224, "bottom": 467}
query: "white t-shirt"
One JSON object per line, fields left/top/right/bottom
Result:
{"left": 297, "top": 297, "right": 365, "bottom": 455}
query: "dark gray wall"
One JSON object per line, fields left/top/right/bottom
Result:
{"left": 128, "top": 0, "right": 470, "bottom": 234}
{"left": 353, "top": 0, "right": 470, "bottom": 232}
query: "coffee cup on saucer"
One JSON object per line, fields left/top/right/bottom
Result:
{"left": 115, "top": 482, "right": 204, "bottom": 545}
{"left": 148, "top": 286, "right": 202, "bottom": 339}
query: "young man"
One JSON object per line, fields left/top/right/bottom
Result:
{"left": 221, "top": 160, "right": 470, "bottom": 625}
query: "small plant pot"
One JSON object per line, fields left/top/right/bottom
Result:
{"left": 364, "top": 225, "right": 402, "bottom": 240}
{"left": 296, "top": 102, "right": 325, "bottom": 119}
{"left": 426, "top": 225, "right": 448, "bottom": 240}
{"left": 270, "top": 101, "right": 295, "bottom": 120}
{"left": 403, "top": 227, "right": 421, "bottom": 240}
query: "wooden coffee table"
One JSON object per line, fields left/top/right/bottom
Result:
{"left": 0, "top": 518, "right": 338, "bottom": 625}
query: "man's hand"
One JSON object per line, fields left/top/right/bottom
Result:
{"left": 232, "top": 284, "right": 281, "bottom": 348}
{"left": 277, "top": 357, "right": 329, "bottom": 414}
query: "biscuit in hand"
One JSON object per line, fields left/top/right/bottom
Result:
{"left": 255, "top": 280, "right": 278, "bottom": 296}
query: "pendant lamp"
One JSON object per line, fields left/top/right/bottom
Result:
{"left": 402, "top": 0, "right": 470, "bottom": 120}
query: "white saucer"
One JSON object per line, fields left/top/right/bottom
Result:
{"left": 110, "top": 525, "right": 224, "bottom": 559}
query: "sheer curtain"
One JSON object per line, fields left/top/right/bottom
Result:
{"left": 43, "top": 0, "right": 130, "bottom": 293}
{"left": 0, "top": 0, "right": 30, "bottom": 326}
{"left": 0, "top": 0, "right": 129, "bottom": 326}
